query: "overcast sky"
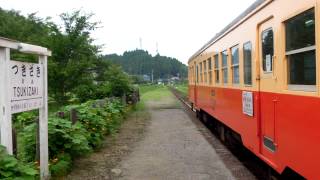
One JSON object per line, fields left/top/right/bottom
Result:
{"left": 1, "top": 0, "right": 256, "bottom": 64}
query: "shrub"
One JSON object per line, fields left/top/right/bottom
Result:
{"left": 49, "top": 153, "right": 72, "bottom": 177}
{"left": 16, "top": 97, "right": 127, "bottom": 177}
{"left": 47, "top": 117, "right": 92, "bottom": 158}
{"left": 0, "top": 145, "right": 38, "bottom": 179}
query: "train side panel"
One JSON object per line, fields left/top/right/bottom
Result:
{"left": 190, "top": 84, "right": 320, "bottom": 179}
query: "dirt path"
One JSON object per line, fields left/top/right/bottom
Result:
{"left": 66, "top": 89, "right": 255, "bottom": 180}
{"left": 115, "top": 94, "right": 237, "bottom": 180}
{"left": 65, "top": 107, "right": 150, "bottom": 180}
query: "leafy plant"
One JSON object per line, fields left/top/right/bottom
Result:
{"left": 48, "top": 117, "right": 92, "bottom": 158}
{"left": 16, "top": 98, "right": 127, "bottom": 177}
{"left": 49, "top": 153, "right": 72, "bottom": 177}
{"left": 0, "top": 145, "right": 38, "bottom": 179}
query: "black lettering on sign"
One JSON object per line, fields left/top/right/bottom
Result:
{"left": 12, "top": 86, "right": 39, "bottom": 98}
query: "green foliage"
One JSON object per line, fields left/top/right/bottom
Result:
{"left": 48, "top": 10, "right": 101, "bottom": 104}
{"left": 104, "top": 65, "right": 131, "bottom": 97}
{"left": 17, "top": 98, "right": 126, "bottom": 177}
{"left": 139, "top": 85, "right": 171, "bottom": 101}
{"left": 0, "top": 8, "right": 133, "bottom": 105}
{"left": 0, "top": 145, "right": 38, "bottom": 179}
{"left": 49, "top": 153, "right": 72, "bottom": 177}
{"left": 18, "top": 123, "right": 37, "bottom": 162}
{"left": 74, "top": 84, "right": 99, "bottom": 103}
{"left": 48, "top": 117, "right": 92, "bottom": 158}
{"left": 104, "top": 50, "right": 188, "bottom": 81}
{"left": 174, "top": 83, "right": 188, "bottom": 97}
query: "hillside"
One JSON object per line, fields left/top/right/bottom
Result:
{"left": 104, "top": 50, "right": 187, "bottom": 81}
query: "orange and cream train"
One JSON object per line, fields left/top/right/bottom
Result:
{"left": 188, "top": 0, "right": 320, "bottom": 179}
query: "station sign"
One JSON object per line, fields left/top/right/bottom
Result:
{"left": 10, "top": 60, "right": 43, "bottom": 114}
{"left": 242, "top": 91, "right": 253, "bottom": 117}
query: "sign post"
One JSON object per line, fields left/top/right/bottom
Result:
{"left": 39, "top": 55, "right": 49, "bottom": 178}
{"left": 0, "top": 38, "right": 51, "bottom": 180}
{"left": 0, "top": 47, "right": 13, "bottom": 154}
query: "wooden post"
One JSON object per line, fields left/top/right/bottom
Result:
{"left": 12, "top": 128, "right": 17, "bottom": 156}
{"left": 70, "top": 109, "right": 77, "bottom": 124}
{"left": 39, "top": 55, "right": 49, "bottom": 179}
{"left": 36, "top": 117, "right": 40, "bottom": 162}
{"left": 0, "top": 47, "right": 13, "bottom": 154}
{"left": 57, "top": 111, "right": 65, "bottom": 118}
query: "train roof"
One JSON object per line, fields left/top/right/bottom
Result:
{"left": 188, "top": 0, "right": 266, "bottom": 63}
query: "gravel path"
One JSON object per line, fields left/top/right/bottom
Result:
{"left": 66, "top": 91, "right": 256, "bottom": 180}
{"left": 116, "top": 95, "right": 237, "bottom": 180}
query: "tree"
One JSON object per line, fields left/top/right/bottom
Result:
{"left": 104, "top": 50, "right": 188, "bottom": 81}
{"left": 0, "top": 8, "right": 134, "bottom": 104}
{"left": 104, "top": 65, "right": 131, "bottom": 97}
{"left": 48, "top": 11, "right": 101, "bottom": 104}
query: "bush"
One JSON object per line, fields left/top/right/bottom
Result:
{"left": 0, "top": 145, "right": 38, "bottom": 179}
{"left": 48, "top": 117, "right": 92, "bottom": 158}
{"left": 49, "top": 153, "right": 72, "bottom": 177}
{"left": 16, "top": 98, "right": 127, "bottom": 177}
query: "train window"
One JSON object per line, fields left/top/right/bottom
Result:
{"left": 193, "top": 66, "right": 195, "bottom": 83}
{"left": 231, "top": 45, "right": 239, "bottom": 84}
{"left": 243, "top": 42, "right": 252, "bottom": 85}
{"left": 214, "top": 54, "right": 219, "bottom": 83}
{"left": 208, "top": 58, "right": 212, "bottom": 84}
{"left": 200, "top": 62, "right": 203, "bottom": 83}
{"left": 262, "top": 28, "right": 274, "bottom": 73}
{"left": 222, "top": 50, "right": 228, "bottom": 84}
{"left": 285, "top": 8, "right": 316, "bottom": 90}
{"left": 204, "top": 60, "right": 207, "bottom": 83}
{"left": 286, "top": 9, "right": 315, "bottom": 51}
{"left": 196, "top": 65, "right": 199, "bottom": 83}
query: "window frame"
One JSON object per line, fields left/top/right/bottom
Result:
{"left": 243, "top": 41, "right": 253, "bottom": 86}
{"left": 203, "top": 60, "right": 207, "bottom": 84}
{"left": 261, "top": 27, "right": 274, "bottom": 74}
{"left": 222, "top": 50, "right": 228, "bottom": 84}
{"left": 284, "top": 8, "right": 316, "bottom": 91}
{"left": 199, "top": 62, "right": 203, "bottom": 83}
{"left": 208, "top": 57, "right": 213, "bottom": 85}
{"left": 214, "top": 54, "right": 220, "bottom": 84}
{"left": 231, "top": 45, "right": 240, "bottom": 85}
{"left": 196, "top": 64, "right": 199, "bottom": 83}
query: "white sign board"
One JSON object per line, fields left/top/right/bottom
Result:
{"left": 242, "top": 91, "right": 253, "bottom": 116}
{"left": 266, "top": 54, "right": 272, "bottom": 72}
{"left": 10, "top": 60, "right": 43, "bottom": 114}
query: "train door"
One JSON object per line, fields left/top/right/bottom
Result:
{"left": 257, "top": 17, "right": 278, "bottom": 164}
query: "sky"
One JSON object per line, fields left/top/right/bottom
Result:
{"left": 1, "top": 0, "right": 256, "bottom": 64}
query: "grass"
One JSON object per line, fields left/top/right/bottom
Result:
{"left": 173, "top": 83, "right": 188, "bottom": 98}
{"left": 139, "top": 84, "right": 172, "bottom": 101}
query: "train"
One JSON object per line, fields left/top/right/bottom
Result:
{"left": 188, "top": 0, "right": 319, "bottom": 179}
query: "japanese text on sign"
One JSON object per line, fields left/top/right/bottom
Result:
{"left": 242, "top": 91, "right": 253, "bottom": 117}
{"left": 10, "top": 60, "right": 43, "bottom": 114}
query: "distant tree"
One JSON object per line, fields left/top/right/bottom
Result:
{"left": 104, "top": 50, "right": 187, "bottom": 81}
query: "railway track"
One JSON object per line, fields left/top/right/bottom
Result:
{"left": 169, "top": 87, "right": 282, "bottom": 180}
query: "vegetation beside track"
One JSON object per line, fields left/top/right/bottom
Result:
{"left": 139, "top": 85, "right": 172, "bottom": 101}
{"left": 13, "top": 98, "right": 128, "bottom": 178}
{"left": 171, "top": 83, "right": 188, "bottom": 100}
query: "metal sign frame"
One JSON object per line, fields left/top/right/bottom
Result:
{"left": 0, "top": 37, "right": 51, "bottom": 179}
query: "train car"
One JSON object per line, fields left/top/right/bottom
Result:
{"left": 188, "top": 0, "right": 320, "bottom": 179}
